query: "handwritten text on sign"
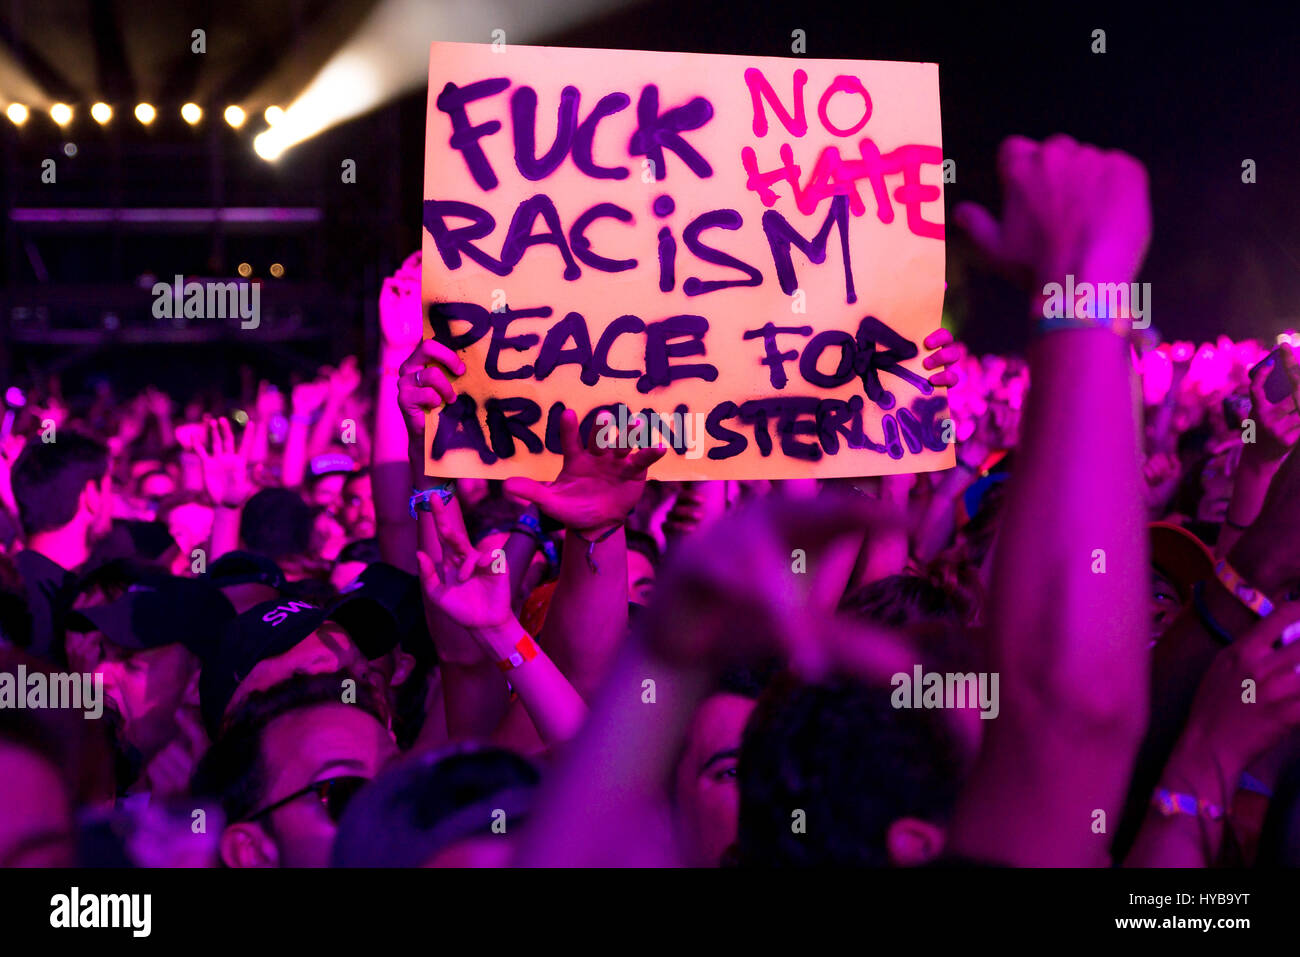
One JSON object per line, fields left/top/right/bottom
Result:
{"left": 422, "top": 42, "right": 949, "bottom": 479}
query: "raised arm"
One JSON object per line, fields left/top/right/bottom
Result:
{"left": 945, "top": 136, "right": 1152, "bottom": 866}
{"left": 504, "top": 409, "right": 665, "bottom": 697}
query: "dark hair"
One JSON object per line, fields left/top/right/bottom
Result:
{"left": 331, "top": 744, "right": 539, "bottom": 867}
{"left": 626, "top": 529, "right": 661, "bottom": 567}
{"left": 335, "top": 538, "right": 382, "bottom": 567}
{"left": 190, "top": 670, "right": 386, "bottom": 826}
{"left": 0, "top": 554, "right": 32, "bottom": 648}
{"left": 465, "top": 496, "right": 526, "bottom": 546}
{"left": 734, "top": 675, "right": 964, "bottom": 867}
{"left": 842, "top": 574, "right": 969, "bottom": 629}
{"left": 240, "top": 487, "right": 312, "bottom": 559}
{"left": 10, "top": 431, "right": 109, "bottom": 535}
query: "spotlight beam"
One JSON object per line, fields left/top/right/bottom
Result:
{"left": 250, "top": 0, "right": 628, "bottom": 161}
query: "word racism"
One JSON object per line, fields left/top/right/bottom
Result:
{"left": 0, "top": 666, "right": 103, "bottom": 719}
{"left": 50, "top": 888, "right": 152, "bottom": 938}
{"left": 422, "top": 45, "right": 947, "bottom": 477}
{"left": 151, "top": 275, "right": 261, "bottom": 329}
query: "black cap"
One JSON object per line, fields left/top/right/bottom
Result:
{"left": 67, "top": 574, "right": 235, "bottom": 659}
{"left": 335, "top": 562, "right": 433, "bottom": 661}
{"left": 199, "top": 593, "right": 400, "bottom": 736}
{"left": 205, "top": 550, "right": 287, "bottom": 592}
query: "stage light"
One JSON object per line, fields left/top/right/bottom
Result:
{"left": 6, "top": 103, "right": 28, "bottom": 125}
{"left": 269, "top": 263, "right": 285, "bottom": 278}
{"left": 91, "top": 102, "right": 112, "bottom": 124}
{"left": 224, "top": 105, "right": 246, "bottom": 128}
{"left": 134, "top": 102, "right": 156, "bottom": 125}
{"left": 181, "top": 103, "right": 202, "bottom": 125}
{"left": 237, "top": 262, "right": 252, "bottom": 277}
{"left": 264, "top": 105, "right": 284, "bottom": 126}
{"left": 50, "top": 103, "right": 72, "bottom": 126}
{"left": 253, "top": 129, "right": 284, "bottom": 162}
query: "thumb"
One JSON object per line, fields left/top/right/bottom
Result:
{"left": 504, "top": 476, "right": 558, "bottom": 511}
{"left": 953, "top": 201, "right": 1004, "bottom": 265}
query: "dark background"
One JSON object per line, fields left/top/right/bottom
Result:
{"left": 2, "top": 0, "right": 1298, "bottom": 397}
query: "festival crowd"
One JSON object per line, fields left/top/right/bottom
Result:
{"left": 3, "top": 134, "right": 1300, "bottom": 868}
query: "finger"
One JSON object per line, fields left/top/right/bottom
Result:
{"left": 219, "top": 417, "right": 236, "bottom": 456}
{"left": 503, "top": 476, "right": 560, "bottom": 514}
{"left": 923, "top": 343, "right": 966, "bottom": 370}
{"left": 416, "top": 549, "right": 443, "bottom": 589}
{"left": 928, "top": 370, "right": 959, "bottom": 388}
{"left": 559, "top": 408, "right": 583, "bottom": 460}
{"left": 952, "top": 201, "right": 1004, "bottom": 264}
{"left": 400, "top": 382, "right": 447, "bottom": 414}
{"left": 418, "top": 338, "right": 466, "bottom": 377}
{"left": 587, "top": 410, "right": 615, "bottom": 455}
{"left": 430, "top": 492, "right": 475, "bottom": 556}
{"left": 1239, "top": 601, "right": 1300, "bottom": 659}
{"left": 998, "top": 134, "right": 1040, "bottom": 175}
{"left": 922, "top": 328, "right": 953, "bottom": 351}
{"left": 626, "top": 444, "right": 668, "bottom": 472}
{"left": 412, "top": 366, "right": 457, "bottom": 407}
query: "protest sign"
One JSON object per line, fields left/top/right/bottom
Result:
{"left": 422, "top": 41, "right": 949, "bottom": 479}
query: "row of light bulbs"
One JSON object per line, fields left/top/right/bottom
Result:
{"left": 4, "top": 102, "right": 285, "bottom": 130}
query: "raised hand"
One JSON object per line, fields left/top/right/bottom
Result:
{"left": 954, "top": 134, "right": 1152, "bottom": 294}
{"left": 1244, "top": 345, "right": 1300, "bottom": 465}
{"left": 326, "top": 356, "right": 362, "bottom": 404}
{"left": 379, "top": 252, "right": 424, "bottom": 353}
{"left": 1173, "top": 603, "right": 1300, "bottom": 787}
{"left": 645, "top": 493, "right": 911, "bottom": 680}
{"left": 290, "top": 379, "right": 330, "bottom": 418}
{"left": 194, "top": 417, "right": 257, "bottom": 509}
{"left": 504, "top": 408, "right": 667, "bottom": 535}
{"left": 415, "top": 495, "right": 512, "bottom": 632}
{"left": 396, "top": 338, "right": 467, "bottom": 444}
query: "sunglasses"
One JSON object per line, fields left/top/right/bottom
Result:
{"left": 242, "top": 775, "right": 369, "bottom": 824}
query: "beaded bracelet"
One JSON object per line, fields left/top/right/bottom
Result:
{"left": 1215, "top": 559, "right": 1275, "bottom": 618}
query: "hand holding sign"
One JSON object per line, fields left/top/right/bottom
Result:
{"left": 397, "top": 338, "right": 468, "bottom": 445}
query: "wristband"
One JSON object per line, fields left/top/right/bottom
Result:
{"left": 571, "top": 524, "right": 621, "bottom": 574}
{"left": 1215, "top": 559, "right": 1275, "bottom": 618}
{"left": 1151, "top": 787, "right": 1224, "bottom": 822}
{"left": 513, "top": 512, "right": 560, "bottom": 566}
{"left": 1224, "top": 514, "right": 1253, "bottom": 532}
{"left": 496, "top": 633, "right": 540, "bottom": 672}
{"left": 409, "top": 481, "right": 455, "bottom": 518}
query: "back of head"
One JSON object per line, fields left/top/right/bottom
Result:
{"left": 331, "top": 745, "right": 539, "bottom": 867}
{"left": 11, "top": 432, "right": 108, "bottom": 536}
{"left": 735, "top": 675, "right": 965, "bottom": 867}
{"left": 239, "top": 488, "right": 312, "bottom": 560}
